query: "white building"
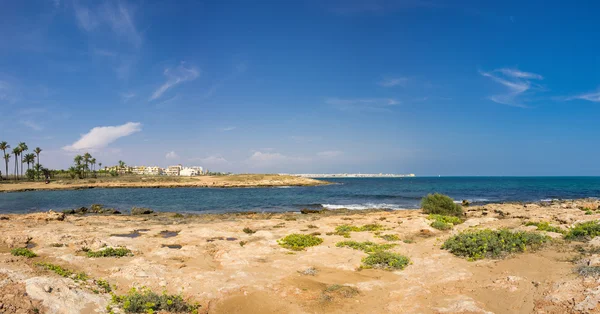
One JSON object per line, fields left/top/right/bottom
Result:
{"left": 180, "top": 167, "right": 202, "bottom": 176}
{"left": 165, "top": 165, "right": 183, "bottom": 176}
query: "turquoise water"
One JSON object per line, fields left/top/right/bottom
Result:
{"left": 0, "top": 177, "right": 599, "bottom": 213}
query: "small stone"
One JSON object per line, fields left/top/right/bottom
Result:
{"left": 44, "top": 285, "right": 52, "bottom": 293}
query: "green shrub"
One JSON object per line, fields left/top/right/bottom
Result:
{"left": 111, "top": 287, "right": 199, "bottom": 313}
{"left": 430, "top": 220, "right": 452, "bottom": 230}
{"left": 36, "top": 262, "right": 89, "bottom": 282}
{"left": 278, "top": 234, "right": 323, "bottom": 251}
{"left": 380, "top": 234, "right": 400, "bottom": 241}
{"left": 442, "top": 229, "right": 549, "bottom": 261}
{"left": 336, "top": 241, "right": 395, "bottom": 253}
{"left": 565, "top": 221, "right": 600, "bottom": 241}
{"left": 11, "top": 248, "right": 37, "bottom": 258}
{"left": 86, "top": 247, "right": 132, "bottom": 258}
{"left": 334, "top": 223, "right": 383, "bottom": 237}
{"left": 242, "top": 227, "right": 255, "bottom": 234}
{"left": 323, "top": 284, "right": 359, "bottom": 298}
{"left": 428, "top": 214, "right": 463, "bottom": 225}
{"left": 421, "top": 193, "right": 463, "bottom": 217}
{"left": 586, "top": 210, "right": 593, "bottom": 215}
{"left": 361, "top": 251, "right": 410, "bottom": 270}
{"left": 524, "top": 221, "right": 565, "bottom": 234}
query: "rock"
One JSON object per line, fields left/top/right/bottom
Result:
{"left": 43, "top": 285, "right": 52, "bottom": 293}
{"left": 419, "top": 229, "right": 434, "bottom": 237}
{"left": 3, "top": 235, "right": 32, "bottom": 248}
{"left": 589, "top": 237, "right": 600, "bottom": 247}
{"left": 462, "top": 200, "right": 470, "bottom": 207}
{"left": 90, "top": 204, "right": 103, "bottom": 212}
{"left": 101, "top": 208, "right": 121, "bottom": 215}
{"left": 587, "top": 255, "right": 600, "bottom": 267}
{"left": 0, "top": 216, "right": 9, "bottom": 220}
{"left": 301, "top": 208, "right": 322, "bottom": 214}
{"left": 131, "top": 207, "right": 154, "bottom": 215}
{"left": 74, "top": 207, "right": 88, "bottom": 214}
{"left": 46, "top": 210, "right": 65, "bottom": 221}
{"left": 62, "top": 209, "right": 75, "bottom": 215}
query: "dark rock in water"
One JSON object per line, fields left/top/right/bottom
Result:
{"left": 159, "top": 231, "right": 179, "bottom": 238}
{"left": 226, "top": 237, "right": 237, "bottom": 241}
{"left": 62, "top": 209, "right": 76, "bottom": 215}
{"left": 100, "top": 208, "right": 121, "bottom": 215}
{"left": 111, "top": 230, "right": 142, "bottom": 238}
{"left": 90, "top": 204, "right": 103, "bottom": 212}
{"left": 301, "top": 208, "right": 322, "bottom": 214}
{"left": 162, "top": 244, "right": 182, "bottom": 249}
{"left": 131, "top": 207, "right": 154, "bottom": 215}
{"left": 461, "top": 200, "right": 470, "bottom": 207}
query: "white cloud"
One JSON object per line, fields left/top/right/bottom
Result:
{"left": 220, "top": 126, "right": 236, "bottom": 132}
{"left": 317, "top": 150, "right": 343, "bottom": 158}
{"left": 379, "top": 77, "right": 408, "bottom": 87}
{"left": 480, "top": 67, "right": 543, "bottom": 107}
{"left": 121, "top": 92, "right": 135, "bottom": 103}
{"left": 190, "top": 155, "right": 229, "bottom": 165}
{"left": 63, "top": 122, "right": 142, "bottom": 151}
{"left": 20, "top": 120, "right": 43, "bottom": 131}
{"left": 150, "top": 63, "right": 199, "bottom": 101}
{"left": 569, "top": 90, "right": 600, "bottom": 102}
{"left": 165, "top": 151, "right": 179, "bottom": 159}
{"left": 74, "top": 2, "right": 141, "bottom": 47}
{"left": 326, "top": 97, "right": 400, "bottom": 112}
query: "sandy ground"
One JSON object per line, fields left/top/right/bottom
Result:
{"left": 1, "top": 199, "right": 600, "bottom": 313}
{"left": 0, "top": 174, "right": 327, "bottom": 192}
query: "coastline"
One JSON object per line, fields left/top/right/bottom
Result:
{"left": 2, "top": 198, "right": 600, "bottom": 313}
{"left": 0, "top": 174, "right": 330, "bottom": 193}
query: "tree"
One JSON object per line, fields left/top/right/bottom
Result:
{"left": 12, "top": 147, "right": 21, "bottom": 180}
{"left": 83, "top": 152, "right": 92, "bottom": 178}
{"left": 74, "top": 155, "right": 83, "bottom": 179}
{"left": 90, "top": 158, "right": 96, "bottom": 173}
{"left": 0, "top": 142, "right": 9, "bottom": 180}
{"left": 34, "top": 147, "right": 42, "bottom": 180}
{"left": 3, "top": 154, "right": 10, "bottom": 180}
{"left": 18, "top": 142, "right": 27, "bottom": 179}
{"left": 23, "top": 154, "right": 35, "bottom": 172}
{"left": 118, "top": 160, "right": 126, "bottom": 174}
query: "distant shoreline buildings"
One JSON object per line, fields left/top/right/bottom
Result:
{"left": 104, "top": 164, "right": 205, "bottom": 176}
{"left": 283, "top": 173, "right": 416, "bottom": 178}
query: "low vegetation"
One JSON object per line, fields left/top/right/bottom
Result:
{"left": 380, "top": 234, "right": 400, "bottom": 241}
{"left": 428, "top": 214, "right": 463, "bottom": 230}
{"left": 334, "top": 223, "right": 383, "bottom": 238}
{"left": 565, "top": 220, "right": 600, "bottom": 241}
{"left": 110, "top": 287, "right": 200, "bottom": 313}
{"left": 576, "top": 266, "right": 600, "bottom": 278}
{"left": 442, "top": 229, "right": 549, "bottom": 261}
{"left": 11, "top": 248, "right": 37, "bottom": 258}
{"left": 525, "top": 221, "right": 565, "bottom": 234}
{"left": 336, "top": 241, "right": 395, "bottom": 253}
{"left": 361, "top": 251, "right": 410, "bottom": 270}
{"left": 86, "top": 247, "right": 132, "bottom": 258}
{"left": 323, "top": 284, "right": 360, "bottom": 298}
{"left": 278, "top": 234, "right": 323, "bottom": 251}
{"left": 421, "top": 193, "right": 463, "bottom": 217}
{"left": 36, "top": 262, "right": 89, "bottom": 282}
{"left": 242, "top": 227, "right": 255, "bottom": 234}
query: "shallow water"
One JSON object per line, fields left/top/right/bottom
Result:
{"left": 0, "top": 177, "right": 599, "bottom": 213}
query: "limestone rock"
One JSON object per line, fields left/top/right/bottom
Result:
{"left": 131, "top": 207, "right": 154, "bottom": 215}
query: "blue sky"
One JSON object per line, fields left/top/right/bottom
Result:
{"left": 1, "top": 0, "right": 600, "bottom": 175}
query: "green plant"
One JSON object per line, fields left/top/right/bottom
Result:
{"left": 307, "top": 225, "right": 318, "bottom": 229}
{"left": 524, "top": 221, "right": 565, "bottom": 234}
{"left": 50, "top": 243, "right": 65, "bottom": 247}
{"left": 361, "top": 251, "right": 410, "bottom": 270}
{"left": 242, "top": 227, "right": 255, "bottom": 234}
{"left": 380, "top": 234, "right": 400, "bottom": 241}
{"left": 402, "top": 239, "right": 415, "bottom": 244}
{"left": 239, "top": 241, "right": 247, "bottom": 247}
{"left": 428, "top": 214, "right": 463, "bottom": 225}
{"left": 334, "top": 223, "right": 383, "bottom": 237}
{"left": 442, "top": 229, "right": 549, "bottom": 261}
{"left": 336, "top": 241, "right": 395, "bottom": 253}
{"left": 565, "top": 221, "right": 600, "bottom": 241}
{"left": 36, "top": 262, "right": 89, "bottom": 282}
{"left": 96, "top": 279, "right": 112, "bottom": 293}
{"left": 111, "top": 287, "right": 200, "bottom": 313}
{"left": 421, "top": 193, "right": 463, "bottom": 217}
{"left": 86, "top": 247, "right": 132, "bottom": 258}
{"left": 323, "top": 284, "right": 359, "bottom": 298}
{"left": 430, "top": 220, "right": 452, "bottom": 230}
{"left": 586, "top": 210, "right": 593, "bottom": 215}
{"left": 278, "top": 234, "right": 323, "bottom": 251}
{"left": 11, "top": 248, "right": 37, "bottom": 258}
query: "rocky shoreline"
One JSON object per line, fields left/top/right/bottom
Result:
{"left": 1, "top": 198, "right": 600, "bottom": 313}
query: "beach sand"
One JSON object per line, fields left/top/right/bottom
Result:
{"left": 0, "top": 174, "right": 328, "bottom": 193}
{"left": 1, "top": 199, "right": 599, "bottom": 313}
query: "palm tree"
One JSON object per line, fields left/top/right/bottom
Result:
{"left": 34, "top": 147, "right": 42, "bottom": 180}
{"left": 0, "top": 142, "right": 9, "bottom": 180}
{"left": 99, "top": 162, "right": 103, "bottom": 177}
{"left": 83, "top": 152, "right": 92, "bottom": 178}
{"left": 3, "top": 154, "right": 10, "bottom": 180}
{"left": 74, "top": 155, "right": 83, "bottom": 179}
{"left": 90, "top": 158, "right": 96, "bottom": 173}
{"left": 118, "top": 160, "right": 126, "bottom": 174}
{"left": 18, "top": 142, "right": 27, "bottom": 179}
{"left": 24, "top": 153, "right": 35, "bottom": 171}
{"left": 12, "top": 147, "right": 21, "bottom": 180}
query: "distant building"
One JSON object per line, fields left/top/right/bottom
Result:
{"left": 166, "top": 165, "right": 183, "bottom": 176}
{"left": 132, "top": 166, "right": 146, "bottom": 175}
{"left": 145, "top": 166, "right": 163, "bottom": 175}
{"left": 180, "top": 167, "right": 202, "bottom": 176}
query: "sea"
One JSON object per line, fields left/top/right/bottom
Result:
{"left": 0, "top": 177, "right": 599, "bottom": 214}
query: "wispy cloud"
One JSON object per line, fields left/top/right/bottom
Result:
{"left": 568, "top": 90, "right": 600, "bottom": 103}
{"left": 480, "top": 67, "right": 543, "bottom": 108}
{"left": 165, "top": 151, "right": 179, "bottom": 159}
{"left": 379, "top": 77, "right": 408, "bottom": 87}
{"left": 220, "top": 126, "right": 236, "bottom": 132}
{"left": 63, "top": 122, "right": 142, "bottom": 151}
{"left": 190, "top": 155, "right": 229, "bottom": 167}
{"left": 121, "top": 92, "right": 135, "bottom": 103}
{"left": 74, "top": 2, "right": 142, "bottom": 47}
{"left": 317, "top": 150, "right": 343, "bottom": 158}
{"left": 150, "top": 63, "right": 200, "bottom": 101}
{"left": 326, "top": 97, "right": 400, "bottom": 112}
{"left": 20, "top": 120, "right": 43, "bottom": 131}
